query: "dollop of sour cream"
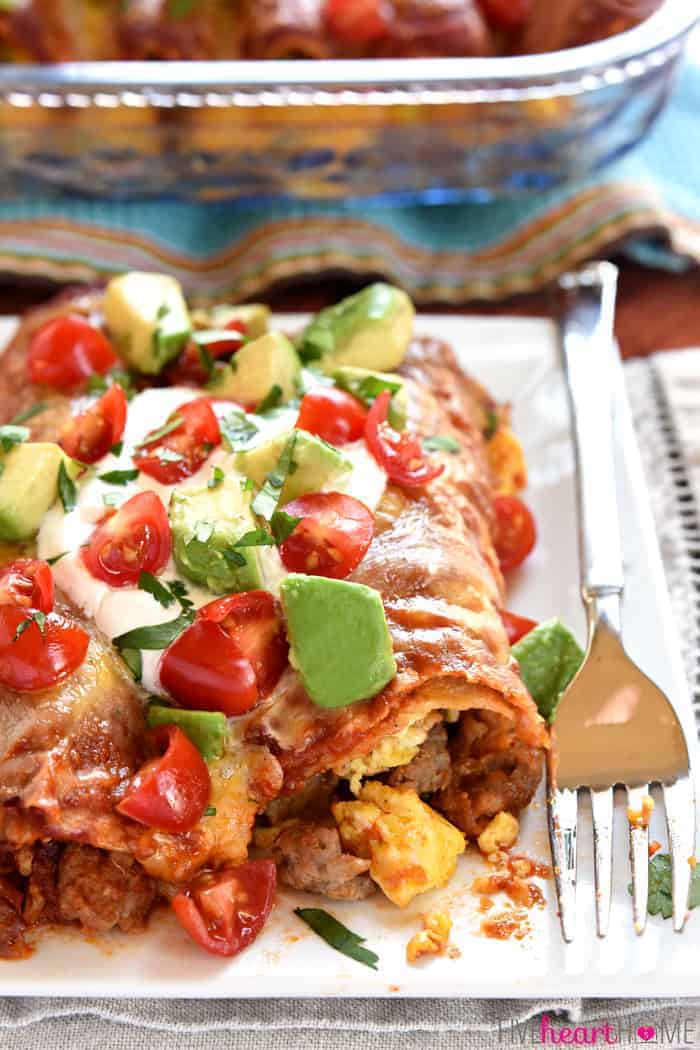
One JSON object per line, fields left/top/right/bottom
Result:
{"left": 38, "top": 386, "right": 386, "bottom": 697}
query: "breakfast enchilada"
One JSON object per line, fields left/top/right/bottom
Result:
{"left": 0, "top": 276, "right": 548, "bottom": 960}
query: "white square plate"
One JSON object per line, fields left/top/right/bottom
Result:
{"left": 2, "top": 314, "right": 697, "bottom": 999}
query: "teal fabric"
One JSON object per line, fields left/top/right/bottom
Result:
{"left": 0, "top": 58, "right": 696, "bottom": 274}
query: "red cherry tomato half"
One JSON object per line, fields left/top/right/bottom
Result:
{"left": 59, "top": 385, "right": 128, "bottom": 466}
{"left": 0, "top": 606, "right": 89, "bottom": 692}
{"left": 364, "top": 391, "right": 444, "bottom": 488}
{"left": 167, "top": 321, "right": 247, "bottom": 386}
{"left": 0, "top": 558, "right": 54, "bottom": 613}
{"left": 81, "top": 491, "right": 171, "bottom": 588}
{"left": 199, "top": 591, "right": 289, "bottom": 698}
{"left": 279, "top": 492, "right": 374, "bottom": 579}
{"left": 134, "top": 398, "right": 221, "bottom": 484}
{"left": 500, "top": 609, "right": 538, "bottom": 646}
{"left": 492, "top": 494, "right": 537, "bottom": 572}
{"left": 172, "top": 860, "right": 276, "bottom": 958}
{"left": 478, "top": 0, "right": 531, "bottom": 31}
{"left": 296, "top": 388, "right": 367, "bottom": 446}
{"left": 161, "top": 592, "right": 287, "bottom": 715}
{"left": 324, "top": 0, "right": 390, "bottom": 44}
{"left": 117, "top": 725, "right": 210, "bottom": 834}
{"left": 27, "top": 315, "right": 117, "bottom": 392}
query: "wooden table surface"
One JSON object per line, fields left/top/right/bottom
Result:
{"left": 1, "top": 257, "right": 698, "bottom": 359}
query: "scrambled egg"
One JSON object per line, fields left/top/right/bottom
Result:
{"left": 406, "top": 909, "right": 452, "bottom": 964}
{"left": 477, "top": 812, "right": 520, "bottom": 855}
{"left": 334, "top": 716, "right": 436, "bottom": 796}
{"left": 332, "top": 782, "right": 465, "bottom": 907}
{"left": 486, "top": 427, "right": 527, "bottom": 494}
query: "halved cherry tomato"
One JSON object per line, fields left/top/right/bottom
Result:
{"left": 279, "top": 492, "right": 374, "bottom": 579}
{"left": 0, "top": 606, "right": 89, "bottom": 692}
{"left": 117, "top": 725, "right": 210, "bottom": 834}
{"left": 365, "top": 390, "right": 444, "bottom": 488}
{"left": 296, "top": 388, "right": 367, "bottom": 446}
{"left": 478, "top": 0, "right": 531, "bottom": 31}
{"left": 500, "top": 609, "right": 538, "bottom": 645}
{"left": 59, "top": 385, "right": 128, "bottom": 465}
{"left": 134, "top": 398, "right": 220, "bottom": 484}
{"left": 172, "top": 860, "right": 276, "bottom": 958}
{"left": 324, "top": 0, "right": 390, "bottom": 44}
{"left": 161, "top": 591, "right": 287, "bottom": 715}
{"left": 0, "top": 558, "right": 53, "bottom": 613}
{"left": 167, "top": 321, "right": 247, "bottom": 386}
{"left": 492, "top": 494, "right": 537, "bottom": 572}
{"left": 81, "top": 491, "right": 171, "bottom": 587}
{"left": 199, "top": 591, "right": 288, "bottom": 698}
{"left": 27, "top": 315, "right": 117, "bottom": 392}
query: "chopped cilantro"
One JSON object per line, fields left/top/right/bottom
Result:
{"left": 256, "top": 384, "right": 283, "bottom": 414}
{"left": 251, "top": 433, "right": 297, "bottom": 520}
{"left": 46, "top": 551, "right": 68, "bottom": 566}
{"left": 270, "top": 510, "right": 300, "bottom": 544}
{"left": 220, "top": 409, "right": 259, "bottom": 452}
{"left": 208, "top": 466, "right": 225, "bottom": 489}
{"left": 0, "top": 424, "right": 29, "bottom": 454}
{"left": 113, "top": 609, "right": 195, "bottom": 652}
{"left": 98, "top": 468, "right": 139, "bottom": 486}
{"left": 628, "top": 853, "right": 700, "bottom": 919}
{"left": 10, "top": 402, "right": 47, "bottom": 425}
{"left": 294, "top": 909, "right": 379, "bottom": 970}
{"left": 422, "top": 435, "right": 460, "bottom": 454}
{"left": 512, "top": 619, "right": 584, "bottom": 723}
{"left": 484, "top": 410, "right": 499, "bottom": 441}
{"left": 57, "top": 461, "right": 77, "bottom": 513}
{"left": 138, "top": 570, "right": 176, "bottom": 608}
{"left": 135, "top": 414, "right": 183, "bottom": 449}
{"left": 120, "top": 647, "right": 143, "bottom": 682}
{"left": 13, "top": 610, "right": 46, "bottom": 642}
{"left": 110, "top": 441, "right": 124, "bottom": 457}
{"left": 204, "top": 805, "right": 217, "bottom": 817}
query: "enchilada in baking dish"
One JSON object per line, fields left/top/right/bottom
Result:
{"left": 0, "top": 276, "right": 548, "bottom": 960}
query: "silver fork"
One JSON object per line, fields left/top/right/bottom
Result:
{"left": 548, "top": 261, "right": 696, "bottom": 942}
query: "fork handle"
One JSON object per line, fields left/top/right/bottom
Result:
{"left": 559, "top": 262, "right": 624, "bottom": 601}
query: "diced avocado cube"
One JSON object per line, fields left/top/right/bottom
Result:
{"left": 103, "top": 272, "right": 191, "bottom": 375}
{"left": 170, "top": 475, "right": 267, "bottom": 594}
{"left": 332, "top": 365, "right": 408, "bottom": 430}
{"left": 280, "top": 574, "right": 396, "bottom": 709}
{"left": 235, "top": 429, "right": 352, "bottom": 506}
{"left": 296, "top": 283, "right": 414, "bottom": 373}
{"left": 207, "top": 331, "right": 301, "bottom": 407}
{"left": 206, "top": 303, "right": 270, "bottom": 340}
{"left": 146, "top": 703, "right": 226, "bottom": 762}
{"left": 0, "top": 443, "right": 80, "bottom": 541}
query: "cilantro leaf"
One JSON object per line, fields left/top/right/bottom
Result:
{"left": 252, "top": 433, "right": 298, "bottom": 521}
{"left": 113, "top": 609, "right": 195, "bottom": 652}
{"left": 256, "top": 384, "right": 283, "bottom": 415}
{"left": 294, "top": 909, "right": 379, "bottom": 970}
{"left": 10, "top": 402, "right": 48, "bottom": 425}
{"left": 98, "top": 468, "right": 139, "bottom": 486}
{"left": 422, "top": 434, "right": 460, "bottom": 454}
{"left": 208, "top": 466, "right": 225, "bottom": 490}
{"left": 57, "top": 461, "right": 77, "bottom": 513}
{"left": 46, "top": 551, "right": 68, "bottom": 566}
{"left": 135, "top": 414, "right": 183, "bottom": 449}
{"left": 628, "top": 853, "right": 700, "bottom": 919}
{"left": 13, "top": 610, "right": 46, "bottom": 642}
{"left": 120, "top": 647, "right": 143, "bottom": 682}
{"left": 0, "top": 424, "right": 29, "bottom": 454}
{"left": 110, "top": 441, "right": 124, "bottom": 457}
{"left": 220, "top": 409, "right": 259, "bottom": 452}
{"left": 270, "top": 510, "right": 300, "bottom": 544}
{"left": 484, "top": 410, "right": 499, "bottom": 440}
{"left": 138, "top": 571, "right": 176, "bottom": 608}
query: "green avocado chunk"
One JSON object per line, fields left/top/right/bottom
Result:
{"left": 235, "top": 429, "right": 352, "bottom": 506}
{"left": 0, "top": 442, "right": 80, "bottom": 541}
{"left": 296, "top": 283, "right": 414, "bottom": 373}
{"left": 512, "top": 618, "right": 585, "bottom": 723}
{"left": 207, "top": 331, "right": 301, "bottom": 406}
{"left": 280, "top": 574, "right": 397, "bottom": 709}
{"left": 146, "top": 704, "right": 226, "bottom": 762}
{"left": 169, "top": 474, "right": 273, "bottom": 593}
{"left": 103, "top": 272, "right": 191, "bottom": 375}
{"left": 332, "top": 365, "right": 408, "bottom": 430}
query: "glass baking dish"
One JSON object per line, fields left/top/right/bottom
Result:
{"left": 0, "top": 0, "right": 696, "bottom": 203}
